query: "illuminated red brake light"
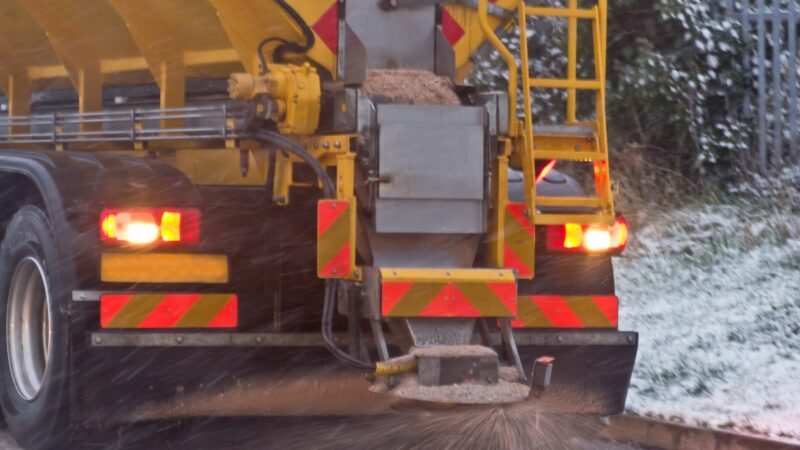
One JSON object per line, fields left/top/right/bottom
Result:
{"left": 100, "top": 208, "right": 200, "bottom": 245}
{"left": 545, "top": 215, "right": 629, "bottom": 253}
{"left": 611, "top": 215, "right": 629, "bottom": 252}
{"left": 535, "top": 159, "right": 557, "bottom": 184}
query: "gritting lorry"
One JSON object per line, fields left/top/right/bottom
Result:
{"left": 0, "top": 0, "right": 637, "bottom": 447}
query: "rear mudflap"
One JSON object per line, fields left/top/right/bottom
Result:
{"left": 515, "top": 330, "right": 638, "bottom": 415}
{"left": 72, "top": 330, "right": 637, "bottom": 422}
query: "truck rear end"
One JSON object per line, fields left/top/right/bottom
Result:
{"left": 0, "top": 0, "right": 636, "bottom": 447}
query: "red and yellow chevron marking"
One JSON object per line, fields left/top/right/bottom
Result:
{"left": 287, "top": 0, "right": 338, "bottom": 76}
{"left": 512, "top": 295, "right": 618, "bottom": 329}
{"left": 442, "top": 0, "right": 516, "bottom": 81}
{"left": 502, "top": 203, "right": 535, "bottom": 279}
{"left": 381, "top": 268, "right": 517, "bottom": 318}
{"left": 100, "top": 294, "right": 237, "bottom": 329}
{"left": 317, "top": 199, "right": 356, "bottom": 279}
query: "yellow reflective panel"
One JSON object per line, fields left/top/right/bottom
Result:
{"left": 101, "top": 253, "right": 229, "bottom": 284}
{"left": 563, "top": 224, "right": 584, "bottom": 249}
{"left": 160, "top": 212, "right": 182, "bottom": 243}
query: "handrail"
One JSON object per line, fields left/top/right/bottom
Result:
{"left": 0, "top": 104, "right": 246, "bottom": 147}
{"left": 477, "top": 0, "right": 518, "bottom": 136}
{"left": 477, "top": 0, "right": 614, "bottom": 226}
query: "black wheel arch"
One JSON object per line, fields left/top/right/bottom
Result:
{"left": 0, "top": 149, "right": 203, "bottom": 427}
{"left": 0, "top": 149, "right": 201, "bottom": 294}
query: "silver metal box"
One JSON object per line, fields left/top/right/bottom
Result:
{"left": 375, "top": 105, "right": 486, "bottom": 234}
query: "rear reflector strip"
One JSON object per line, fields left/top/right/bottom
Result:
{"left": 317, "top": 199, "right": 357, "bottom": 279}
{"left": 101, "top": 294, "right": 237, "bottom": 329}
{"left": 380, "top": 268, "right": 517, "bottom": 318}
{"left": 311, "top": 1, "right": 339, "bottom": 53}
{"left": 512, "top": 295, "right": 618, "bottom": 329}
{"left": 100, "top": 253, "right": 228, "bottom": 284}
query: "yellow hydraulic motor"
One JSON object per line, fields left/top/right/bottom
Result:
{"left": 228, "top": 63, "right": 322, "bottom": 135}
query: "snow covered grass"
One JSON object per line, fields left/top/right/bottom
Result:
{"left": 616, "top": 167, "right": 800, "bottom": 441}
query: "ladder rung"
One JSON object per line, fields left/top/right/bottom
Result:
{"left": 533, "top": 213, "right": 615, "bottom": 226}
{"left": 529, "top": 78, "right": 602, "bottom": 90}
{"left": 525, "top": 6, "right": 596, "bottom": 19}
{"left": 534, "top": 124, "right": 595, "bottom": 137}
{"left": 534, "top": 150, "right": 605, "bottom": 161}
{"left": 533, "top": 134, "right": 596, "bottom": 154}
{"left": 536, "top": 197, "right": 602, "bottom": 208}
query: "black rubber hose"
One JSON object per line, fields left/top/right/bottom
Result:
{"left": 250, "top": 130, "right": 375, "bottom": 371}
{"left": 322, "top": 281, "right": 376, "bottom": 371}
{"left": 257, "top": 37, "right": 291, "bottom": 74}
{"left": 253, "top": 130, "right": 335, "bottom": 197}
{"left": 256, "top": 0, "right": 315, "bottom": 73}
{"left": 273, "top": 0, "right": 316, "bottom": 63}
{"left": 256, "top": 0, "right": 332, "bottom": 79}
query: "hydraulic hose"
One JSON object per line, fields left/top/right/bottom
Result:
{"left": 257, "top": 37, "right": 291, "bottom": 74}
{"left": 253, "top": 130, "right": 335, "bottom": 197}
{"left": 323, "top": 281, "right": 414, "bottom": 375}
{"left": 250, "top": 130, "right": 376, "bottom": 372}
{"left": 256, "top": 0, "right": 317, "bottom": 74}
{"left": 273, "top": 0, "right": 316, "bottom": 63}
{"left": 322, "top": 280, "right": 376, "bottom": 371}
{"left": 374, "top": 354, "right": 418, "bottom": 377}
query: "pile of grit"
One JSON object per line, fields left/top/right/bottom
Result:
{"left": 362, "top": 69, "right": 461, "bottom": 106}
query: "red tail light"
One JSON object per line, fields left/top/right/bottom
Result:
{"left": 100, "top": 208, "right": 200, "bottom": 245}
{"left": 535, "top": 160, "right": 558, "bottom": 184}
{"left": 546, "top": 215, "right": 629, "bottom": 253}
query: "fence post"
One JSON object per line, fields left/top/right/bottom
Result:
{"left": 789, "top": 0, "right": 799, "bottom": 161}
{"left": 771, "top": 0, "right": 783, "bottom": 164}
{"left": 756, "top": 0, "right": 768, "bottom": 172}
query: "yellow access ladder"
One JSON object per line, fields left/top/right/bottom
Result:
{"left": 478, "top": 0, "right": 615, "bottom": 226}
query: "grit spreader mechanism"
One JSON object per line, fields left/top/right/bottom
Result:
{"left": 224, "top": 0, "right": 632, "bottom": 406}
{"left": 0, "top": 1, "right": 637, "bottom": 445}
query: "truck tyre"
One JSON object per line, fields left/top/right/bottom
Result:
{"left": 0, "top": 206, "right": 71, "bottom": 450}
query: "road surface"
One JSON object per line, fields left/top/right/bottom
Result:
{"left": 0, "top": 416, "right": 647, "bottom": 449}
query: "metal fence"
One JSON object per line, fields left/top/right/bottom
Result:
{"left": 719, "top": 0, "right": 800, "bottom": 171}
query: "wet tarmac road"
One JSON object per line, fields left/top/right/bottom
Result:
{"left": 0, "top": 416, "right": 647, "bottom": 449}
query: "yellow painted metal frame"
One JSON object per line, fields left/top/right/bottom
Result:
{"left": 380, "top": 268, "right": 514, "bottom": 284}
{"left": 315, "top": 133, "right": 360, "bottom": 280}
{"left": 0, "top": 0, "right": 337, "bottom": 138}
{"left": 477, "top": 0, "right": 615, "bottom": 227}
{"left": 487, "top": 138, "right": 511, "bottom": 270}
{"left": 164, "top": 148, "right": 271, "bottom": 187}
{"left": 442, "top": 0, "right": 518, "bottom": 82}
{"left": 486, "top": 139, "right": 535, "bottom": 279}
{"left": 335, "top": 145, "right": 360, "bottom": 281}
{"left": 476, "top": 1, "right": 518, "bottom": 137}
{"left": 272, "top": 134, "right": 353, "bottom": 205}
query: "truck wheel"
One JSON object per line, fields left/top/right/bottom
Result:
{"left": 0, "top": 206, "right": 71, "bottom": 449}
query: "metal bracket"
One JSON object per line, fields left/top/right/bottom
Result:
{"left": 529, "top": 356, "right": 553, "bottom": 399}
{"left": 381, "top": 0, "right": 509, "bottom": 18}
{"left": 434, "top": 26, "right": 457, "bottom": 81}
{"left": 499, "top": 318, "right": 526, "bottom": 382}
{"left": 90, "top": 332, "right": 350, "bottom": 347}
{"left": 338, "top": 22, "right": 367, "bottom": 84}
{"left": 0, "top": 105, "right": 245, "bottom": 147}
